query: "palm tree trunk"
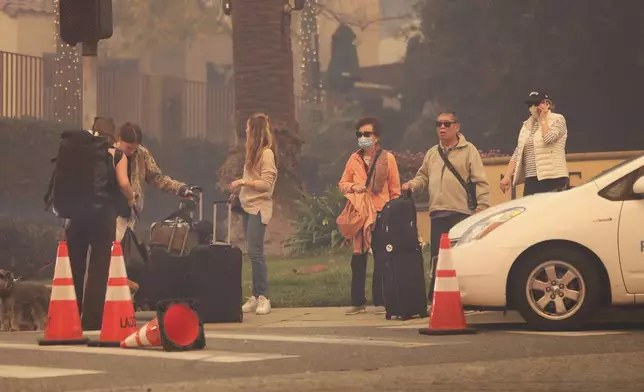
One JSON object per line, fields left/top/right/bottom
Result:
{"left": 218, "top": 0, "right": 303, "bottom": 254}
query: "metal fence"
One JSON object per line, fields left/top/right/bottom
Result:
{"left": 0, "top": 51, "right": 46, "bottom": 120}
{"left": 1, "top": 50, "right": 302, "bottom": 144}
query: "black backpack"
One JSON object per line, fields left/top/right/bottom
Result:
{"left": 44, "top": 130, "right": 118, "bottom": 220}
{"left": 373, "top": 191, "right": 420, "bottom": 254}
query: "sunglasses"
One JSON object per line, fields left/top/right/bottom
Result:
{"left": 436, "top": 121, "right": 456, "bottom": 128}
{"left": 356, "top": 131, "right": 374, "bottom": 138}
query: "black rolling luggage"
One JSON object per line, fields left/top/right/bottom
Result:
{"left": 134, "top": 192, "right": 206, "bottom": 311}
{"left": 134, "top": 247, "right": 191, "bottom": 310}
{"left": 374, "top": 191, "right": 428, "bottom": 320}
{"left": 188, "top": 200, "right": 243, "bottom": 323}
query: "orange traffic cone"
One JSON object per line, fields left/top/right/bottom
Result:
{"left": 419, "top": 233, "right": 477, "bottom": 336}
{"left": 38, "top": 241, "right": 89, "bottom": 345}
{"left": 121, "top": 318, "right": 162, "bottom": 349}
{"left": 121, "top": 300, "right": 206, "bottom": 352}
{"left": 87, "top": 241, "right": 138, "bottom": 347}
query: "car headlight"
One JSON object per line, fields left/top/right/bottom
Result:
{"left": 457, "top": 207, "right": 526, "bottom": 245}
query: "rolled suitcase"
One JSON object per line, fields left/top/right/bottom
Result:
{"left": 187, "top": 200, "right": 243, "bottom": 323}
{"left": 374, "top": 192, "right": 428, "bottom": 320}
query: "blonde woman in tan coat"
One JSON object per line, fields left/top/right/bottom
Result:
{"left": 229, "top": 113, "right": 278, "bottom": 316}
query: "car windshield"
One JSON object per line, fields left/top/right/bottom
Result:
{"left": 588, "top": 154, "right": 644, "bottom": 182}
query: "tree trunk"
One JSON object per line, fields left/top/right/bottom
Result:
{"left": 218, "top": 0, "right": 304, "bottom": 255}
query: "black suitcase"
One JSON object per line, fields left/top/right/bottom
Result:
{"left": 187, "top": 200, "right": 243, "bottom": 323}
{"left": 134, "top": 247, "right": 192, "bottom": 311}
{"left": 134, "top": 194, "right": 205, "bottom": 311}
{"left": 374, "top": 192, "right": 428, "bottom": 320}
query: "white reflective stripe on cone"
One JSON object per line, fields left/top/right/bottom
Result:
{"left": 105, "top": 286, "right": 132, "bottom": 302}
{"left": 107, "top": 256, "right": 128, "bottom": 279}
{"left": 54, "top": 257, "right": 73, "bottom": 278}
{"left": 50, "top": 285, "right": 77, "bottom": 301}
{"left": 437, "top": 251, "right": 455, "bottom": 270}
{"left": 138, "top": 324, "right": 151, "bottom": 346}
{"left": 122, "top": 333, "right": 137, "bottom": 348}
{"left": 434, "top": 276, "right": 460, "bottom": 293}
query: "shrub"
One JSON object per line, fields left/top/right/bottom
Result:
{"left": 284, "top": 185, "right": 349, "bottom": 255}
{"left": 0, "top": 116, "right": 228, "bottom": 237}
{"left": 0, "top": 117, "right": 68, "bottom": 222}
{"left": 0, "top": 215, "right": 61, "bottom": 279}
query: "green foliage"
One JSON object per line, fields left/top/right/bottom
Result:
{"left": 284, "top": 185, "right": 349, "bottom": 256}
{"left": 0, "top": 117, "right": 68, "bottom": 222}
{"left": 0, "top": 215, "right": 61, "bottom": 280}
{"left": 0, "top": 116, "right": 227, "bottom": 259}
{"left": 405, "top": 0, "right": 644, "bottom": 153}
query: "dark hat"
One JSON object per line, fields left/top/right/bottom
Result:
{"left": 525, "top": 91, "right": 550, "bottom": 105}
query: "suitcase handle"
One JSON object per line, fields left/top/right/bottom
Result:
{"left": 212, "top": 200, "right": 233, "bottom": 245}
{"left": 190, "top": 187, "right": 204, "bottom": 221}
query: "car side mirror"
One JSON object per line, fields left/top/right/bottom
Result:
{"left": 632, "top": 177, "right": 644, "bottom": 194}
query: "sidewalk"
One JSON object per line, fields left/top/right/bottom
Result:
{"left": 135, "top": 307, "right": 524, "bottom": 329}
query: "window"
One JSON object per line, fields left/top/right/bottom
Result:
{"left": 598, "top": 166, "right": 644, "bottom": 201}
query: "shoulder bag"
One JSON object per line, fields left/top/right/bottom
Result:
{"left": 437, "top": 147, "right": 478, "bottom": 211}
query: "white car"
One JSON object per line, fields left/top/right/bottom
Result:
{"left": 449, "top": 153, "right": 644, "bottom": 331}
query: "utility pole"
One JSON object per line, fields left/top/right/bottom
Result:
{"left": 59, "top": 0, "right": 113, "bottom": 129}
{"left": 81, "top": 42, "right": 99, "bottom": 130}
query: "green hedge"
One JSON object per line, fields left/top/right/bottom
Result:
{"left": 0, "top": 215, "right": 61, "bottom": 280}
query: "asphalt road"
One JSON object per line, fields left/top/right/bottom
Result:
{"left": 1, "top": 311, "right": 644, "bottom": 392}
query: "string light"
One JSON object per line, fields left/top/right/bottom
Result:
{"left": 52, "top": 0, "right": 82, "bottom": 124}
{"left": 299, "top": 0, "right": 323, "bottom": 104}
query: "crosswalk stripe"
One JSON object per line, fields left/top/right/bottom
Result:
{"left": 83, "top": 330, "right": 461, "bottom": 347}
{"left": 0, "top": 343, "right": 298, "bottom": 363}
{"left": 0, "top": 365, "right": 103, "bottom": 379}
{"left": 503, "top": 331, "right": 626, "bottom": 337}
{"left": 200, "top": 332, "right": 464, "bottom": 348}
{"left": 378, "top": 324, "right": 429, "bottom": 330}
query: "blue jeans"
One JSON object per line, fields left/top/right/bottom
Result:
{"left": 243, "top": 211, "right": 268, "bottom": 298}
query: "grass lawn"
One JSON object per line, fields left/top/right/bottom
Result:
{"left": 246, "top": 251, "right": 360, "bottom": 308}
{"left": 246, "top": 249, "right": 433, "bottom": 308}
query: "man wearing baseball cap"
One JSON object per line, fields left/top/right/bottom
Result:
{"left": 500, "top": 91, "right": 569, "bottom": 196}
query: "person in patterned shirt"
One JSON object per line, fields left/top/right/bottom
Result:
{"left": 115, "top": 123, "right": 198, "bottom": 239}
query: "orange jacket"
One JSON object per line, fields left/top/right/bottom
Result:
{"left": 337, "top": 149, "right": 401, "bottom": 254}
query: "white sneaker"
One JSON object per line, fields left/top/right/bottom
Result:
{"left": 242, "top": 296, "right": 258, "bottom": 313}
{"left": 256, "top": 296, "right": 271, "bottom": 315}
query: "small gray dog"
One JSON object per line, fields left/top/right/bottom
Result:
{"left": 0, "top": 269, "right": 51, "bottom": 332}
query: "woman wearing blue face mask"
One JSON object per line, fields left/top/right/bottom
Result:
{"left": 338, "top": 116, "right": 401, "bottom": 316}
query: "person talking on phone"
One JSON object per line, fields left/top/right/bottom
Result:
{"left": 500, "top": 92, "right": 569, "bottom": 197}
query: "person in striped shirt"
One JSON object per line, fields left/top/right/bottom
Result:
{"left": 500, "top": 91, "right": 569, "bottom": 197}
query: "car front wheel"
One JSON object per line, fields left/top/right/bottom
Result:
{"left": 509, "top": 248, "right": 603, "bottom": 331}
